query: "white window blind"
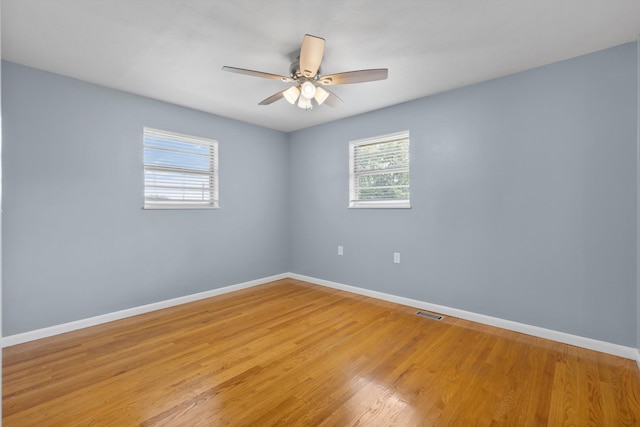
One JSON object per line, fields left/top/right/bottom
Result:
{"left": 143, "top": 127, "right": 219, "bottom": 209}
{"left": 349, "top": 131, "right": 410, "bottom": 208}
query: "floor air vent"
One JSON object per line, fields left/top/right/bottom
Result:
{"left": 416, "top": 311, "right": 444, "bottom": 321}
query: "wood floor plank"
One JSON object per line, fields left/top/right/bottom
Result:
{"left": 4, "top": 278, "right": 640, "bottom": 426}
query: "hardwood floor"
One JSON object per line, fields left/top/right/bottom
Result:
{"left": 4, "top": 278, "right": 640, "bottom": 426}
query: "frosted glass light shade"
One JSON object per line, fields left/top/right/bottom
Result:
{"left": 297, "top": 96, "right": 312, "bottom": 110}
{"left": 314, "top": 86, "right": 330, "bottom": 105}
{"left": 300, "top": 81, "right": 316, "bottom": 99}
{"left": 283, "top": 86, "right": 301, "bottom": 104}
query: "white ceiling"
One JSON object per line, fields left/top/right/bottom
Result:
{"left": 2, "top": 1, "right": 640, "bottom": 132}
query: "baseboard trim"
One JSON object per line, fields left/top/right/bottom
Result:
{"left": 1, "top": 273, "right": 289, "bottom": 348}
{"left": 4, "top": 272, "right": 637, "bottom": 361}
{"left": 289, "top": 273, "right": 638, "bottom": 360}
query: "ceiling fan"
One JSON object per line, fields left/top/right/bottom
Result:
{"left": 222, "top": 34, "right": 388, "bottom": 110}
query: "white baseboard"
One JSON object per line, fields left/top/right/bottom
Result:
{"left": 1, "top": 273, "right": 289, "bottom": 348}
{"left": 289, "top": 273, "right": 638, "bottom": 361}
{"left": 3, "top": 271, "right": 637, "bottom": 362}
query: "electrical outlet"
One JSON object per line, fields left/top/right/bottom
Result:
{"left": 394, "top": 252, "right": 400, "bottom": 263}
{"left": 338, "top": 245, "right": 344, "bottom": 256}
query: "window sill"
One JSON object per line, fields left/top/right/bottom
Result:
{"left": 143, "top": 204, "right": 220, "bottom": 210}
{"left": 349, "top": 200, "right": 411, "bottom": 209}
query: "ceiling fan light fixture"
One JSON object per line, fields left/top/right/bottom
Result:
{"left": 314, "top": 86, "right": 330, "bottom": 105}
{"left": 300, "top": 81, "right": 316, "bottom": 99}
{"left": 283, "top": 86, "right": 301, "bottom": 104}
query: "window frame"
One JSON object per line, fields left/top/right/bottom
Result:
{"left": 143, "top": 127, "right": 219, "bottom": 210}
{"left": 348, "top": 130, "right": 410, "bottom": 209}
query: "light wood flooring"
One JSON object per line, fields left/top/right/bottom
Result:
{"left": 4, "top": 278, "right": 640, "bottom": 426}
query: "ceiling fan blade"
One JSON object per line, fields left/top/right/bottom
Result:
{"left": 258, "top": 89, "right": 286, "bottom": 105}
{"left": 299, "top": 34, "right": 325, "bottom": 78}
{"left": 222, "top": 66, "right": 293, "bottom": 82}
{"left": 322, "top": 88, "right": 343, "bottom": 108}
{"left": 318, "top": 69, "right": 388, "bottom": 85}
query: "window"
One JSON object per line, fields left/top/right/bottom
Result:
{"left": 143, "top": 127, "right": 219, "bottom": 209}
{"left": 349, "top": 130, "right": 410, "bottom": 208}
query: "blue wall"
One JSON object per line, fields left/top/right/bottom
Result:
{"left": 3, "top": 42, "right": 639, "bottom": 348}
{"left": 289, "top": 43, "right": 638, "bottom": 347}
{"left": 2, "top": 62, "right": 290, "bottom": 335}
